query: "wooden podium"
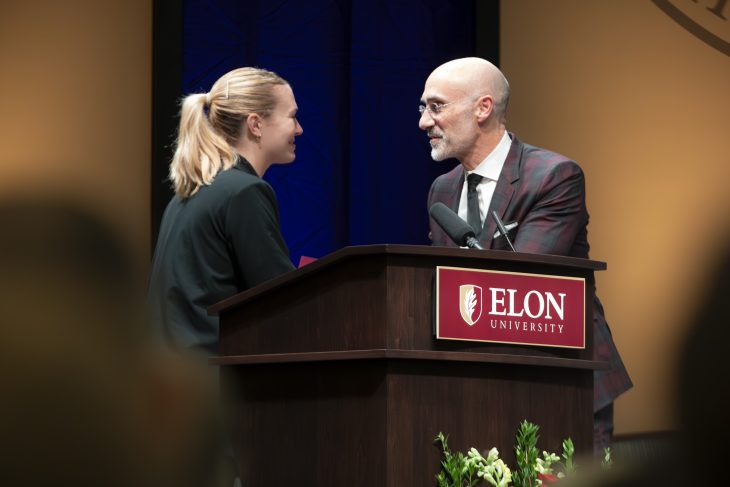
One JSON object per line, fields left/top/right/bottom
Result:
{"left": 209, "top": 245, "right": 606, "bottom": 486}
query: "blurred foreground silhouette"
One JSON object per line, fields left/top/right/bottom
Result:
{"left": 561, "top": 235, "right": 730, "bottom": 486}
{"left": 0, "top": 199, "right": 222, "bottom": 487}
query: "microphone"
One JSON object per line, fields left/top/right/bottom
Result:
{"left": 429, "top": 202, "right": 484, "bottom": 250}
{"left": 491, "top": 211, "right": 516, "bottom": 252}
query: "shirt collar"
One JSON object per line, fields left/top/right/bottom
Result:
{"left": 467, "top": 131, "right": 512, "bottom": 182}
{"left": 234, "top": 155, "right": 259, "bottom": 177}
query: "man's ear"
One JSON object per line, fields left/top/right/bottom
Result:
{"left": 475, "top": 95, "right": 494, "bottom": 123}
{"left": 246, "top": 113, "right": 263, "bottom": 138}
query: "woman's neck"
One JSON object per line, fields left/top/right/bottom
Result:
{"left": 234, "top": 140, "right": 270, "bottom": 177}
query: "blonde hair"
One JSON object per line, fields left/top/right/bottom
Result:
{"left": 169, "top": 67, "right": 287, "bottom": 198}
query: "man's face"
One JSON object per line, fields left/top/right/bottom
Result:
{"left": 418, "top": 75, "right": 477, "bottom": 162}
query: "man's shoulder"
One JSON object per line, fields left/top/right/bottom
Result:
{"left": 512, "top": 136, "right": 583, "bottom": 178}
{"left": 515, "top": 135, "right": 571, "bottom": 162}
{"left": 431, "top": 162, "right": 463, "bottom": 186}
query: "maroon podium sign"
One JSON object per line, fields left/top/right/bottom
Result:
{"left": 436, "top": 266, "right": 586, "bottom": 348}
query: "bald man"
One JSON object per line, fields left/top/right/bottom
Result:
{"left": 420, "top": 57, "right": 632, "bottom": 453}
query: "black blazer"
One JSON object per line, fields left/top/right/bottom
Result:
{"left": 149, "top": 158, "right": 295, "bottom": 355}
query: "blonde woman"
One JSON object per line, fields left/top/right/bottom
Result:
{"left": 149, "top": 67, "right": 303, "bottom": 356}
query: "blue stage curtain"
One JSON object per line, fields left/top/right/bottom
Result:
{"left": 183, "top": 0, "right": 475, "bottom": 263}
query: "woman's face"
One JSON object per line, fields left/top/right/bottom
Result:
{"left": 260, "top": 84, "right": 303, "bottom": 164}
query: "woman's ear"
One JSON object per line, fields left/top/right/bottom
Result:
{"left": 246, "top": 113, "right": 263, "bottom": 138}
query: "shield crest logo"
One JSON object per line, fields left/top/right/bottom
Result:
{"left": 459, "top": 284, "right": 482, "bottom": 326}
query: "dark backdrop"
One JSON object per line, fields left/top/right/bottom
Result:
{"left": 152, "top": 0, "right": 499, "bottom": 264}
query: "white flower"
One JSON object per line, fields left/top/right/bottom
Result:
{"left": 487, "top": 447, "right": 500, "bottom": 464}
{"left": 479, "top": 458, "right": 511, "bottom": 487}
{"left": 468, "top": 447, "right": 484, "bottom": 460}
{"left": 536, "top": 450, "right": 560, "bottom": 474}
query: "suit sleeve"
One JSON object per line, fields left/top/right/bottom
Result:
{"left": 427, "top": 174, "right": 460, "bottom": 247}
{"left": 512, "top": 161, "right": 588, "bottom": 255}
{"left": 225, "top": 182, "right": 295, "bottom": 288}
{"left": 426, "top": 180, "right": 437, "bottom": 243}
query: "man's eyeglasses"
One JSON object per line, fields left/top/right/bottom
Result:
{"left": 418, "top": 101, "right": 453, "bottom": 117}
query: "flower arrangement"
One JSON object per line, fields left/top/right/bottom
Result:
{"left": 435, "top": 420, "right": 612, "bottom": 487}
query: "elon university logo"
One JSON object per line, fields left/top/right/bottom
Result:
{"left": 459, "top": 284, "right": 482, "bottom": 326}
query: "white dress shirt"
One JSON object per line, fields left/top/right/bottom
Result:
{"left": 457, "top": 131, "right": 512, "bottom": 230}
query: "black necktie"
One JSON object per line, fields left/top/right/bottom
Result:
{"left": 466, "top": 173, "right": 483, "bottom": 236}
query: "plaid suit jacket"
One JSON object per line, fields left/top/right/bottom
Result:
{"left": 427, "top": 133, "right": 632, "bottom": 411}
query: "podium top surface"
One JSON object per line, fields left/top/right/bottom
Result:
{"left": 209, "top": 244, "right": 605, "bottom": 316}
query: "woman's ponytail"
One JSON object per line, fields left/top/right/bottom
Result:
{"left": 169, "top": 93, "right": 237, "bottom": 198}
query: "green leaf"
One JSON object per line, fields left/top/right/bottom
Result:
{"left": 561, "top": 437, "right": 575, "bottom": 474}
{"left": 513, "top": 420, "right": 539, "bottom": 487}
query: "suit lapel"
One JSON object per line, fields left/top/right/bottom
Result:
{"left": 430, "top": 164, "right": 465, "bottom": 247}
{"left": 446, "top": 166, "right": 465, "bottom": 213}
{"left": 482, "top": 134, "right": 521, "bottom": 247}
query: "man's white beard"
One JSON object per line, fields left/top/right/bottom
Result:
{"left": 430, "top": 139, "right": 449, "bottom": 161}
